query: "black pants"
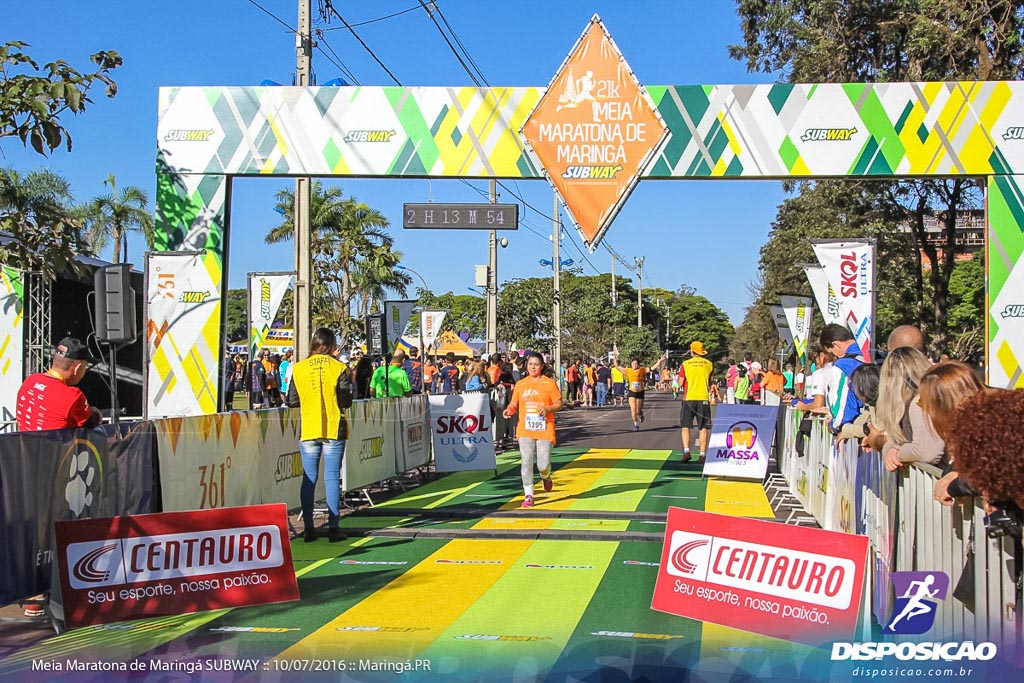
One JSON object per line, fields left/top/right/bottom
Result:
{"left": 794, "top": 414, "right": 813, "bottom": 457}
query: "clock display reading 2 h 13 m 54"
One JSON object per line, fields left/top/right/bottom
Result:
{"left": 402, "top": 203, "right": 519, "bottom": 230}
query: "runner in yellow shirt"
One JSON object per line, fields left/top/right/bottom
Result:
{"left": 614, "top": 352, "right": 666, "bottom": 431}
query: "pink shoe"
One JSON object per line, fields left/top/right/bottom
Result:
{"left": 521, "top": 495, "right": 534, "bottom": 508}
{"left": 542, "top": 477, "right": 553, "bottom": 492}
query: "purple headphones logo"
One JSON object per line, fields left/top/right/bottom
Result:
{"left": 726, "top": 421, "right": 757, "bottom": 449}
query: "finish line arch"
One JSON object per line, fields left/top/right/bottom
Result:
{"left": 151, "top": 67, "right": 1024, "bottom": 417}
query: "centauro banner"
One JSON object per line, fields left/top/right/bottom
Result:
{"left": 780, "top": 295, "right": 814, "bottom": 367}
{"left": 55, "top": 504, "right": 298, "bottom": 628}
{"left": 652, "top": 507, "right": 868, "bottom": 645}
{"left": 145, "top": 251, "right": 222, "bottom": 418}
{"left": 801, "top": 264, "right": 845, "bottom": 328}
{"left": 811, "top": 240, "right": 875, "bottom": 362}
{"left": 248, "top": 272, "right": 294, "bottom": 357}
{"left": 0, "top": 267, "right": 24, "bottom": 432}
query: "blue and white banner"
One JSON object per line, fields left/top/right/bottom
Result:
{"left": 428, "top": 392, "right": 496, "bottom": 472}
{"left": 701, "top": 404, "right": 779, "bottom": 480}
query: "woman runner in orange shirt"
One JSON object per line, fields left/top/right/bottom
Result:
{"left": 503, "top": 352, "right": 563, "bottom": 508}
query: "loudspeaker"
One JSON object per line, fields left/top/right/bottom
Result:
{"left": 94, "top": 264, "right": 137, "bottom": 344}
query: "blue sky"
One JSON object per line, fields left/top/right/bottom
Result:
{"left": 4, "top": 0, "right": 788, "bottom": 324}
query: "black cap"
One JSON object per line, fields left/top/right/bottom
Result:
{"left": 55, "top": 337, "right": 99, "bottom": 362}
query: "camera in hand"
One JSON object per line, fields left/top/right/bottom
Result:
{"left": 983, "top": 501, "right": 1022, "bottom": 539}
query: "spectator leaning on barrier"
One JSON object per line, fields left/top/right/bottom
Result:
{"left": 818, "top": 323, "right": 865, "bottom": 433}
{"left": 370, "top": 351, "right": 412, "bottom": 398}
{"left": 917, "top": 361, "right": 987, "bottom": 506}
{"left": 876, "top": 347, "right": 943, "bottom": 471}
{"left": 286, "top": 328, "right": 353, "bottom": 544}
{"left": 839, "top": 364, "right": 879, "bottom": 444}
{"left": 942, "top": 388, "right": 1024, "bottom": 533}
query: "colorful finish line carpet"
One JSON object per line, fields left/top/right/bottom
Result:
{"left": 1, "top": 448, "right": 837, "bottom": 681}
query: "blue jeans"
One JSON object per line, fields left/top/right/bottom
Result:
{"left": 596, "top": 382, "right": 608, "bottom": 406}
{"left": 299, "top": 439, "right": 344, "bottom": 529}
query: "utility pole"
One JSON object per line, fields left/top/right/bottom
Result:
{"left": 611, "top": 254, "right": 617, "bottom": 306}
{"left": 636, "top": 256, "right": 644, "bottom": 328}
{"left": 552, "top": 195, "right": 561, "bottom": 372}
{"left": 487, "top": 180, "right": 498, "bottom": 355}
{"left": 293, "top": 0, "right": 313, "bottom": 359}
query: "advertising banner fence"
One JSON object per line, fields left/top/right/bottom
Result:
{"left": 0, "top": 267, "right": 24, "bottom": 433}
{"left": 700, "top": 404, "right": 778, "bottom": 480}
{"left": 0, "top": 422, "right": 158, "bottom": 604}
{"left": 397, "top": 393, "right": 431, "bottom": 472}
{"left": 247, "top": 272, "right": 294, "bottom": 357}
{"left": 153, "top": 410, "right": 322, "bottom": 513}
{"left": 344, "top": 399, "right": 401, "bottom": 490}
{"left": 652, "top": 507, "right": 869, "bottom": 645}
{"left": 145, "top": 251, "right": 222, "bottom": 418}
{"left": 811, "top": 240, "right": 875, "bottom": 362}
{"left": 55, "top": 503, "right": 298, "bottom": 628}
{"left": 429, "top": 392, "right": 497, "bottom": 472}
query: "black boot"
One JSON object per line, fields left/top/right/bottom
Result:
{"left": 329, "top": 528, "right": 347, "bottom": 543}
{"left": 303, "top": 528, "right": 317, "bottom": 542}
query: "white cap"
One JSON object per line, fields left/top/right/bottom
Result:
{"left": 481, "top": 353, "right": 490, "bottom": 362}
{"left": 339, "top": 354, "right": 350, "bottom": 363}
{"left": 750, "top": 361, "right": 763, "bottom": 370}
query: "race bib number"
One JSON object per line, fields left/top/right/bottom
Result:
{"left": 525, "top": 412, "right": 545, "bottom": 432}
{"left": 630, "top": 381, "right": 642, "bottom": 391}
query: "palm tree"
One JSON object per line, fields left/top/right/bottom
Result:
{"left": 80, "top": 174, "right": 154, "bottom": 264}
{"left": 267, "top": 181, "right": 410, "bottom": 329}
{"left": 0, "top": 167, "right": 88, "bottom": 279}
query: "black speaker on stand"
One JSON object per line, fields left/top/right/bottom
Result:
{"left": 94, "top": 264, "right": 137, "bottom": 428}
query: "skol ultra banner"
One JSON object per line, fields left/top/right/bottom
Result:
{"left": 811, "top": 240, "right": 875, "bottom": 362}
{"left": 428, "top": 392, "right": 497, "bottom": 472}
{"left": 421, "top": 310, "right": 446, "bottom": 349}
{"left": 701, "top": 404, "right": 779, "bottom": 480}
{"left": 652, "top": 507, "right": 868, "bottom": 645}
{"left": 55, "top": 504, "right": 298, "bottom": 628}
{"left": 145, "top": 251, "right": 222, "bottom": 418}
{"left": 769, "top": 305, "right": 795, "bottom": 357}
{"left": 248, "top": 272, "right": 294, "bottom": 357}
{"left": 780, "top": 295, "right": 814, "bottom": 367}
{"left": 383, "top": 300, "right": 416, "bottom": 352}
{"left": 0, "top": 267, "right": 24, "bottom": 432}
{"left": 520, "top": 15, "right": 669, "bottom": 249}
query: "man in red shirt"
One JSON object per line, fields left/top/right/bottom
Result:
{"left": 16, "top": 336, "right": 102, "bottom": 432}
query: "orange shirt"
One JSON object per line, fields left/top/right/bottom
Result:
{"left": 423, "top": 364, "right": 437, "bottom": 383}
{"left": 487, "top": 364, "right": 501, "bottom": 385}
{"left": 509, "top": 374, "right": 562, "bottom": 443}
{"left": 623, "top": 367, "right": 647, "bottom": 392}
{"left": 762, "top": 371, "right": 786, "bottom": 393}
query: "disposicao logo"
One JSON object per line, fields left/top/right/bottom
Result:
{"left": 664, "top": 530, "right": 857, "bottom": 610}
{"left": 883, "top": 571, "right": 948, "bottom": 635}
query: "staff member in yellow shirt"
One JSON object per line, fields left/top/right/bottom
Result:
{"left": 679, "top": 341, "right": 715, "bottom": 462}
{"left": 287, "top": 328, "right": 353, "bottom": 543}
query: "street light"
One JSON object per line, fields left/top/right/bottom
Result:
{"left": 539, "top": 258, "right": 574, "bottom": 268}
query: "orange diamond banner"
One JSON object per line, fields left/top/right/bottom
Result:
{"left": 521, "top": 14, "right": 668, "bottom": 249}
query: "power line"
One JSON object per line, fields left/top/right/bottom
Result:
{"left": 417, "top": 0, "right": 484, "bottom": 87}
{"left": 324, "top": 0, "right": 404, "bottom": 85}
{"left": 320, "top": 3, "right": 421, "bottom": 30}
{"left": 314, "top": 28, "right": 361, "bottom": 85}
{"left": 246, "top": 0, "right": 296, "bottom": 33}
